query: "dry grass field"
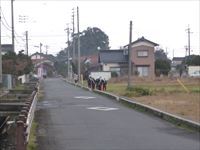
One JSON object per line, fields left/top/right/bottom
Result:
{"left": 107, "top": 77, "right": 200, "bottom": 123}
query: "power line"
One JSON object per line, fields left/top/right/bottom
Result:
{"left": 14, "top": 31, "right": 25, "bottom": 41}
{"left": 1, "top": 20, "right": 12, "bottom": 32}
{"left": 14, "top": 36, "right": 22, "bottom": 44}
{"left": 0, "top": 8, "right": 12, "bottom": 30}
{"left": 0, "top": 7, "right": 25, "bottom": 45}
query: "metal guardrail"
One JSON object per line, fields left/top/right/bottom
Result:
{"left": 64, "top": 79, "right": 200, "bottom": 132}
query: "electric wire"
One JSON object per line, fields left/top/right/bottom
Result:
{"left": 1, "top": 20, "right": 12, "bottom": 32}
{"left": 0, "top": 8, "right": 12, "bottom": 30}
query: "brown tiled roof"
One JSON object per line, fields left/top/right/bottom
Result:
{"left": 125, "top": 36, "right": 159, "bottom": 47}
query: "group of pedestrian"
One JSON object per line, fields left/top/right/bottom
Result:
{"left": 87, "top": 76, "right": 107, "bottom": 91}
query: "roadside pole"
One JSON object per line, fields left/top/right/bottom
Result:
{"left": 72, "top": 8, "right": 75, "bottom": 62}
{"left": 67, "top": 26, "right": 70, "bottom": 79}
{"left": 0, "top": 5, "right": 2, "bottom": 85}
{"left": 77, "top": 6, "right": 80, "bottom": 83}
{"left": 25, "top": 31, "right": 29, "bottom": 55}
{"left": 11, "top": 0, "right": 15, "bottom": 52}
{"left": 128, "top": 21, "right": 132, "bottom": 88}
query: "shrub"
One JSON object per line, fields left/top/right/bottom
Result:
{"left": 124, "top": 86, "right": 152, "bottom": 97}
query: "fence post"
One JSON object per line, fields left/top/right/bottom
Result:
{"left": 16, "top": 121, "right": 26, "bottom": 150}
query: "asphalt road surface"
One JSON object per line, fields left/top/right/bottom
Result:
{"left": 35, "top": 78, "right": 200, "bottom": 150}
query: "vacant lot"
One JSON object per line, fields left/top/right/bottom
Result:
{"left": 107, "top": 77, "right": 200, "bottom": 123}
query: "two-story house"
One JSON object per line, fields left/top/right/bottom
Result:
{"left": 127, "top": 36, "right": 159, "bottom": 78}
{"left": 99, "top": 37, "right": 158, "bottom": 78}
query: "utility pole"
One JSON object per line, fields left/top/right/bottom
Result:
{"left": 77, "top": 6, "right": 80, "bottom": 83}
{"left": 44, "top": 45, "right": 49, "bottom": 55}
{"left": 186, "top": 25, "right": 192, "bottom": 56}
{"left": 39, "top": 42, "right": 42, "bottom": 61}
{"left": 39, "top": 43, "right": 42, "bottom": 54}
{"left": 165, "top": 47, "right": 168, "bottom": 56}
{"left": 67, "top": 26, "right": 70, "bottom": 79}
{"left": 0, "top": 5, "right": 2, "bottom": 84}
{"left": 72, "top": 8, "right": 75, "bottom": 62}
{"left": 128, "top": 21, "right": 132, "bottom": 88}
{"left": 11, "top": 0, "right": 15, "bottom": 52}
{"left": 25, "top": 31, "right": 28, "bottom": 55}
{"left": 184, "top": 46, "right": 188, "bottom": 57}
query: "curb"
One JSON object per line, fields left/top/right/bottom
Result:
{"left": 64, "top": 79, "right": 200, "bottom": 132}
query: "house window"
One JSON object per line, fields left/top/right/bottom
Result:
{"left": 137, "top": 50, "right": 148, "bottom": 57}
{"left": 137, "top": 66, "right": 149, "bottom": 76}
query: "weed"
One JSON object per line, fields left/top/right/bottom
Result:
{"left": 27, "top": 120, "right": 38, "bottom": 150}
{"left": 125, "top": 86, "right": 153, "bottom": 97}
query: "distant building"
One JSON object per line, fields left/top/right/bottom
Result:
{"left": 80, "top": 54, "right": 100, "bottom": 79}
{"left": 171, "top": 57, "right": 184, "bottom": 71}
{"left": 1, "top": 44, "right": 14, "bottom": 55}
{"left": 98, "top": 49, "right": 128, "bottom": 76}
{"left": 31, "top": 52, "right": 56, "bottom": 78}
{"left": 126, "top": 36, "right": 158, "bottom": 78}
{"left": 188, "top": 66, "right": 200, "bottom": 77}
{"left": 98, "top": 37, "right": 159, "bottom": 78}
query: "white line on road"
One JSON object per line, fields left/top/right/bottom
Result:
{"left": 74, "top": 96, "right": 96, "bottom": 99}
{"left": 87, "top": 106, "right": 119, "bottom": 111}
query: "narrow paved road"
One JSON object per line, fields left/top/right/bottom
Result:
{"left": 36, "top": 78, "right": 199, "bottom": 150}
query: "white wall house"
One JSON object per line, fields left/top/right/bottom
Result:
{"left": 188, "top": 66, "right": 200, "bottom": 77}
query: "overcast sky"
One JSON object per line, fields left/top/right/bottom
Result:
{"left": 1, "top": 0, "right": 199, "bottom": 58}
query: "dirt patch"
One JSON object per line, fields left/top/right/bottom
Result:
{"left": 109, "top": 76, "right": 200, "bottom": 85}
{"left": 133, "top": 93, "right": 200, "bottom": 122}
{"left": 107, "top": 77, "right": 200, "bottom": 123}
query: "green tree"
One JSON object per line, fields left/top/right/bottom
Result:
{"left": 54, "top": 61, "right": 68, "bottom": 77}
{"left": 155, "top": 49, "right": 168, "bottom": 60}
{"left": 155, "top": 59, "right": 171, "bottom": 76}
{"left": 55, "top": 49, "right": 70, "bottom": 77}
{"left": 71, "top": 27, "right": 109, "bottom": 56}
{"left": 182, "top": 55, "right": 200, "bottom": 66}
{"left": 2, "top": 51, "right": 33, "bottom": 76}
{"left": 56, "top": 27, "right": 109, "bottom": 75}
{"left": 154, "top": 49, "right": 171, "bottom": 76}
